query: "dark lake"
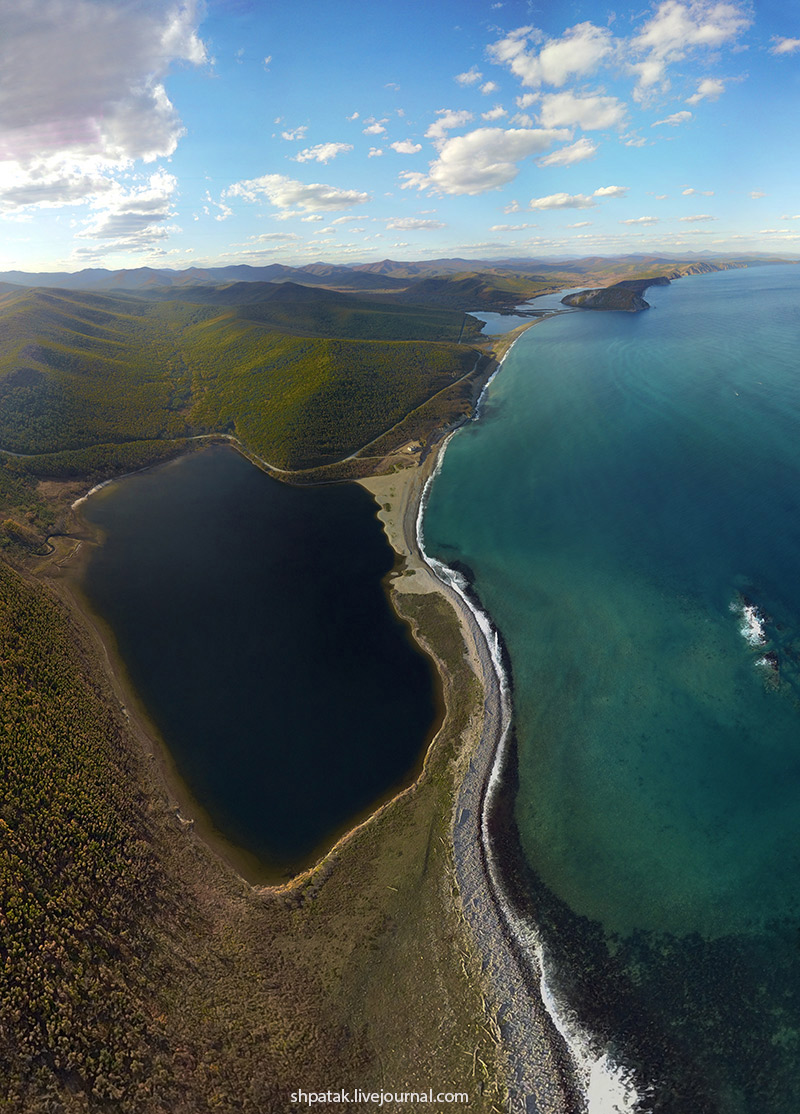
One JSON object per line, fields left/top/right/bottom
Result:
{"left": 79, "top": 445, "right": 439, "bottom": 875}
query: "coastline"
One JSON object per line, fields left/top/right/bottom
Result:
{"left": 359, "top": 314, "right": 580, "bottom": 1113}
{"left": 36, "top": 308, "right": 576, "bottom": 1107}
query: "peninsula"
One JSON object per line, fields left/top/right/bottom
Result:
{"left": 0, "top": 253, "right": 792, "bottom": 1112}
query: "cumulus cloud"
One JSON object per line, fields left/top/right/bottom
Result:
{"left": 529, "top": 184, "right": 627, "bottom": 210}
{"left": 409, "top": 126, "right": 570, "bottom": 195}
{"left": 482, "top": 106, "right": 507, "bottom": 121}
{"left": 425, "top": 109, "right": 474, "bottom": 141}
{"left": 385, "top": 217, "right": 446, "bottom": 230}
{"left": 480, "top": 81, "right": 499, "bottom": 95}
{"left": 363, "top": 119, "right": 388, "bottom": 135}
{"left": 225, "top": 173, "right": 370, "bottom": 212}
{"left": 620, "top": 216, "right": 659, "bottom": 224}
{"left": 293, "top": 143, "right": 353, "bottom": 164}
{"left": 368, "top": 147, "right": 383, "bottom": 157}
{"left": 390, "top": 139, "right": 423, "bottom": 154}
{"left": 686, "top": 76, "right": 725, "bottom": 103}
{"left": 488, "top": 22, "right": 613, "bottom": 87}
{"left": 538, "top": 91, "right": 627, "bottom": 130}
{"left": 593, "top": 185, "right": 628, "bottom": 198}
{"left": 770, "top": 36, "right": 800, "bottom": 54}
{"left": 529, "top": 192, "right": 597, "bottom": 210}
{"left": 629, "top": 0, "right": 751, "bottom": 100}
{"left": 455, "top": 66, "right": 482, "bottom": 85}
{"left": 0, "top": 0, "right": 207, "bottom": 212}
{"left": 75, "top": 170, "right": 178, "bottom": 246}
{"left": 537, "top": 136, "right": 598, "bottom": 167}
{"left": 568, "top": 221, "right": 592, "bottom": 227}
{"left": 652, "top": 110, "right": 693, "bottom": 126}
{"left": 281, "top": 126, "right": 308, "bottom": 141}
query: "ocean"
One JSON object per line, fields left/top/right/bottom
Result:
{"left": 423, "top": 264, "right": 800, "bottom": 1113}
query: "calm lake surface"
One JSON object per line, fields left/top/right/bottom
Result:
{"left": 424, "top": 264, "right": 800, "bottom": 1113}
{"left": 79, "top": 445, "right": 438, "bottom": 873}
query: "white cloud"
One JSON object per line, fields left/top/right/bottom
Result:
{"left": 425, "top": 109, "right": 474, "bottom": 141}
{"left": 781, "top": 214, "right": 800, "bottom": 220}
{"left": 537, "top": 136, "right": 598, "bottom": 167}
{"left": 0, "top": 0, "right": 207, "bottom": 212}
{"left": 686, "top": 76, "right": 725, "bottom": 103}
{"left": 480, "top": 81, "right": 499, "bottom": 95}
{"left": 529, "top": 192, "right": 597, "bottom": 210}
{"left": 225, "top": 173, "right": 370, "bottom": 212}
{"left": 750, "top": 190, "right": 766, "bottom": 198}
{"left": 455, "top": 66, "right": 482, "bottom": 85}
{"left": 679, "top": 213, "right": 716, "bottom": 220}
{"left": 682, "top": 187, "right": 696, "bottom": 195}
{"left": 386, "top": 217, "right": 446, "bottom": 230}
{"left": 75, "top": 170, "right": 177, "bottom": 246}
{"left": 390, "top": 139, "right": 423, "bottom": 154}
{"left": 538, "top": 91, "right": 627, "bottom": 130}
{"left": 482, "top": 106, "right": 507, "bottom": 121}
{"left": 629, "top": 1, "right": 751, "bottom": 100}
{"left": 516, "top": 93, "right": 539, "bottom": 109}
{"left": 529, "top": 184, "right": 627, "bottom": 210}
{"left": 368, "top": 147, "right": 384, "bottom": 158}
{"left": 568, "top": 221, "right": 592, "bottom": 227}
{"left": 363, "top": 120, "right": 387, "bottom": 135}
{"left": 770, "top": 36, "right": 800, "bottom": 54}
{"left": 293, "top": 143, "right": 353, "bottom": 164}
{"left": 488, "top": 22, "right": 613, "bottom": 88}
{"left": 652, "top": 110, "right": 693, "bottom": 126}
{"left": 490, "top": 222, "right": 538, "bottom": 231}
{"left": 593, "top": 185, "right": 628, "bottom": 198}
{"left": 399, "top": 171, "right": 429, "bottom": 191}
{"left": 414, "top": 126, "right": 570, "bottom": 195}
{"left": 620, "top": 216, "right": 659, "bottom": 224}
{"left": 282, "top": 126, "right": 308, "bottom": 141}
{"left": 249, "top": 232, "right": 300, "bottom": 243}
{"left": 347, "top": 111, "right": 360, "bottom": 121}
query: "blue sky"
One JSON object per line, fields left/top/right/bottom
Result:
{"left": 1, "top": 0, "right": 799, "bottom": 271}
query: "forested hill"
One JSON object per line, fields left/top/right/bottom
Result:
{"left": 0, "top": 283, "right": 485, "bottom": 477}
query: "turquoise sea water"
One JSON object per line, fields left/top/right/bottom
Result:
{"left": 424, "top": 265, "right": 800, "bottom": 1113}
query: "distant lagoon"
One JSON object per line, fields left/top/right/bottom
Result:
{"left": 78, "top": 445, "right": 439, "bottom": 877}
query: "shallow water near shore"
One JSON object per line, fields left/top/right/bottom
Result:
{"left": 78, "top": 445, "right": 439, "bottom": 875}
{"left": 424, "top": 264, "right": 800, "bottom": 1112}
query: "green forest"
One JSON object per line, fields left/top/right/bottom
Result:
{"left": 0, "top": 285, "right": 483, "bottom": 476}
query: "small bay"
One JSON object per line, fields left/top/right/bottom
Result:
{"left": 78, "top": 444, "right": 439, "bottom": 876}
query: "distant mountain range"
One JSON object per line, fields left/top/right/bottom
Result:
{"left": 0, "top": 252, "right": 796, "bottom": 295}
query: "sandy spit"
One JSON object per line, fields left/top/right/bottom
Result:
{"left": 358, "top": 452, "right": 577, "bottom": 1111}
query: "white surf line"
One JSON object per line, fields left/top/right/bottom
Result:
{"left": 417, "top": 309, "right": 644, "bottom": 1114}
